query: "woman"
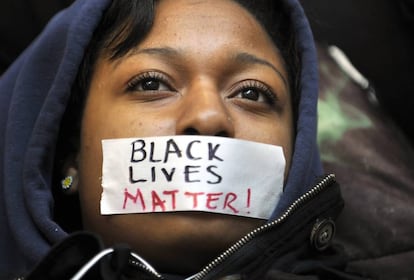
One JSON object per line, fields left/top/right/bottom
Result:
{"left": 0, "top": 0, "right": 351, "bottom": 279}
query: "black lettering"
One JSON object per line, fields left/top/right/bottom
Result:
{"left": 129, "top": 166, "right": 147, "bottom": 183}
{"left": 186, "top": 140, "right": 202, "bottom": 160}
{"left": 130, "top": 140, "right": 146, "bottom": 163}
{"left": 161, "top": 168, "right": 176, "bottom": 182}
{"left": 184, "top": 165, "right": 201, "bottom": 183}
{"left": 151, "top": 166, "right": 156, "bottom": 182}
{"left": 164, "top": 139, "right": 182, "bottom": 163}
{"left": 208, "top": 143, "right": 223, "bottom": 161}
{"left": 149, "top": 142, "right": 162, "bottom": 162}
{"left": 206, "top": 165, "right": 222, "bottom": 184}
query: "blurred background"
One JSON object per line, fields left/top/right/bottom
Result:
{"left": 300, "top": 0, "right": 414, "bottom": 145}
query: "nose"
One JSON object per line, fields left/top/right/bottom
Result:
{"left": 176, "top": 81, "right": 235, "bottom": 137}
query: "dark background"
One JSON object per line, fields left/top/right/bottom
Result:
{"left": 0, "top": 0, "right": 73, "bottom": 73}
{"left": 300, "top": 0, "right": 414, "bottom": 144}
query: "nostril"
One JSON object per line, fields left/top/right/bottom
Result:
{"left": 215, "top": 131, "right": 229, "bottom": 137}
{"left": 184, "top": 127, "right": 200, "bottom": 135}
{"left": 183, "top": 127, "right": 229, "bottom": 137}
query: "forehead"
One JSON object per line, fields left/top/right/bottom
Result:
{"left": 141, "top": 0, "right": 276, "bottom": 53}
{"left": 154, "top": 0, "right": 260, "bottom": 29}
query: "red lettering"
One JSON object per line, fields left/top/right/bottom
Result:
{"left": 184, "top": 192, "right": 205, "bottom": 208}
{"left": 206, "top": 192, "right": 223, "bottom": 210}
{"left": 163, "top": 190, "right": 179, "bottom": 210}
{"left": 223, "top": 192, "right": 239, "bottom": 214}
{"left": 152, "top": 190, "right": 166, "bottom": 212}
{"left": 123, "top": 188, "right": 146, "bottom": 210}
{"left": 247, "top": 188, "right": 251, "bottom": 208}
{"left": 246, "top": 188, "right": 251, "bottom": 214}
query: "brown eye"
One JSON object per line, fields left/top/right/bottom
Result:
{"left": 232, "top": 80, "right": 276, "bottom": 105}
{"left": 141, "top": 79, "right": 162, "bottom": 91}
{"left": 127, "top": 71, "right": 173, "bottom": 92}
{"left": 241, "top": 88, "right": 260, "bottom": 101}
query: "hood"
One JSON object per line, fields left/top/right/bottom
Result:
{"left": 0, "top": 0, "right": 321, "bottom": 276}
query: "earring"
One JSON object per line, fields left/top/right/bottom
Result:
{"left": 61, "top": 175, "right": 73, "bottom": 190}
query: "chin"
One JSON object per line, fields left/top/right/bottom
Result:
{"left": 144, "top": 212, "right": 264, "bottom": 274}
{"left": 88, "top": 211, "right": 264, "bottom": 274}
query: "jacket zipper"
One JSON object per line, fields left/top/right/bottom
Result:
{"left": 187, "top": 174, "right": 336, "bottom": 280}
{"left": 129, "top": 174, "right": 336, "bottom": 280}
{"left": 129, "top": 252, "right": 165, "bottom": 279}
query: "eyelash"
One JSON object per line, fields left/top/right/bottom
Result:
{"left": 126, "top": 72, "right": 277, "bottom": 105}
{"left": 126, "top": 71, "right": 173, "bottom": 92}
{"left": 233, "top": 80, "right": 277, "bottom": 105}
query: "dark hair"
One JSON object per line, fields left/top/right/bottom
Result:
{"left": 54, "top": 0, "right": 300, "bottom": 231}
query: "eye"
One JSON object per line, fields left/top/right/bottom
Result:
{"left": 240, "top": 88, "right": 261, "bottom": 101}
{"left": 126, "top": 71, "right": 174, "bottom": 92}
{"left": 232, "top": 81, "right": 276, "bottom": 105}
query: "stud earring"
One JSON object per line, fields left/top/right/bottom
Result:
{"left": 61, "top": 175, "right": 73, "bottom": 190}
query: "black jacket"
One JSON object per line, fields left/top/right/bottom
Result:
{"left": 26, "top": 176, "right": 361, "bottom": 280}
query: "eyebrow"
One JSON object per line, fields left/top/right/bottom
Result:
{"left": 234, "top": 52, "right": 288, "bottom": 87}
{"left": 130, "top": 47, "right": 180, "bottom": 59}
{"left": 124, "top": 47, "right": 288, "bottom": 87}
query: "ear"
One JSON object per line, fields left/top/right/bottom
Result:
{"left": 61, "top": 158, "right": 79, "bottom": 195}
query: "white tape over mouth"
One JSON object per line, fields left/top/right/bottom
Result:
{"left": 100, "top": 135, "right": 285, "bottom": 219}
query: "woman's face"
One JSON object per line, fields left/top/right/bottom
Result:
{"left": 77, "top": 0, "right": 293, "bottom": 274}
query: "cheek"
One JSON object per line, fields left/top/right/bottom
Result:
{"left": 264, "top": 122, "right": 293, "bottom": 180}
{"left": 234, "top": 112, "right": 294, "bottom": 177}
{"left": 76, "top": 102, "right": 180, "bottom": 227}
{"left": 237, "top": 113, "right": 293, "bottom": 147}
{"left": 265, "top": 122, "right": 293, "bottom": 174}
{"left": 76, "top": 152, "right": 102, "bottom": 232}
{"left": 84, "top": 102, "right": 179, "bottom": 139}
